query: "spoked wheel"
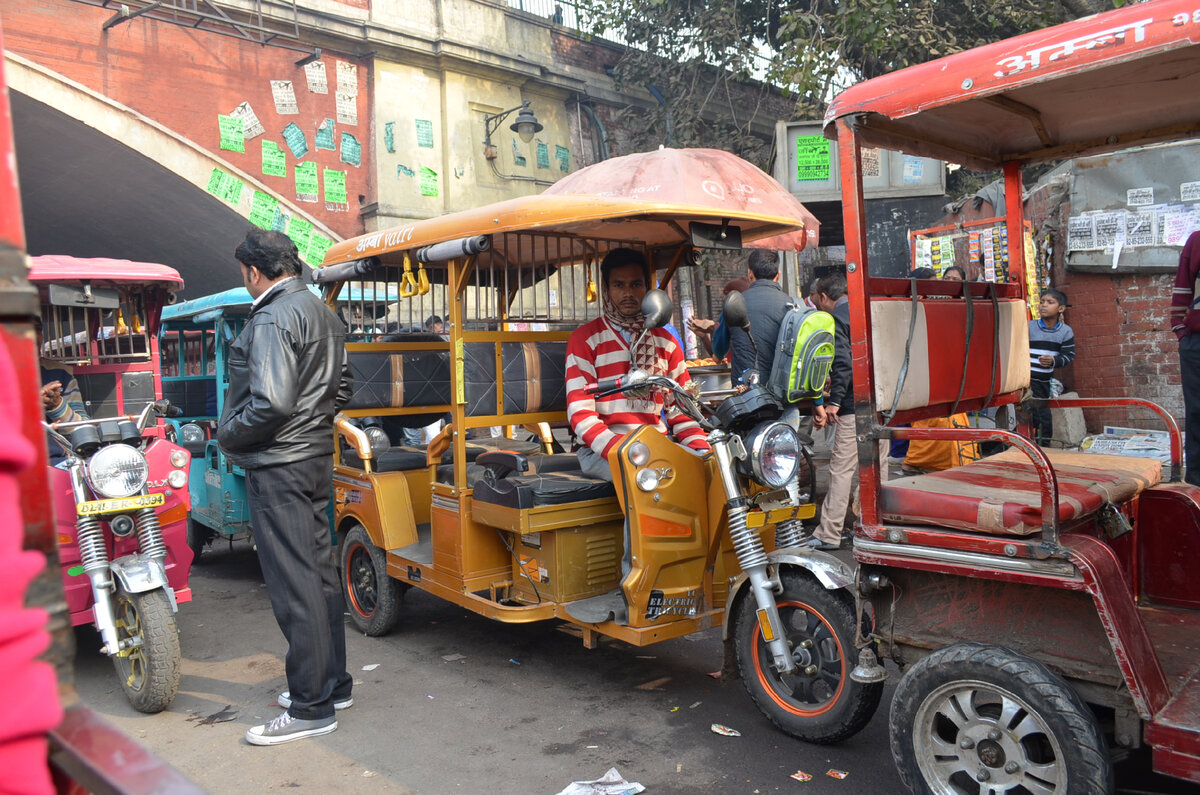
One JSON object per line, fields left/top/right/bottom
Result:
{"left": 733, "top": 569, "right": 882, "bottom": 744}
{"left": 111, "top": 586, "right": 181, "bottom": 714}
{"left": 186, "top": 518, "right": 212, "bottom": 563}
{"left": 890, "top": 643, "right": 1113, "bottom": 794}
{"left": 340, "top": 524, "right": 403, "bottom": 636}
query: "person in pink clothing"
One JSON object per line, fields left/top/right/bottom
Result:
{"left": 1170, "top": 230, "right": 1200, "bottom": 485}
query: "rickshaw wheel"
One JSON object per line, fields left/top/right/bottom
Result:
{"left": 890, "top": 643, "right": 1113, "bottom": 795}
{"left": 111, "top": 585, "right": 181, "bottom": 714}
{"left": 340, "top": 524, "right": 403, "bottom": 636}
{"left": 186, "top": 518, "right": 212, "bottom": 563}
{"left": 733, "top": 569, "right": 882, "bottom": 744}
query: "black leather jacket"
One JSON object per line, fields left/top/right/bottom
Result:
{"left": 217, "top": 278, "right": 352, "bottom": 469}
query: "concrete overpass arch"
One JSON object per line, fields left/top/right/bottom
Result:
{"left": 4, "top": 52, "right": 338, "bottom": 298}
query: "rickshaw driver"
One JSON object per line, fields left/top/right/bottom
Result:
{"left": 34, "top": 316, "right": 88, "bottom": 425}
{"left": 565, "top": 247, "right": 710, "bottom": 482}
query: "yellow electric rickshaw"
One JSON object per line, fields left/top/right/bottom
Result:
{"left": 315, "top": 188, "right": 879, "bottom": 742}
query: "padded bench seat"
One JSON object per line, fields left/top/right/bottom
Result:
{"left": 880, "top": 448, "right": 1163, "bottom": 536}
{"left": 472, "top": 470, "right": 616, "bottom": 509}
{"left": 342, "top": 437, "right": 541, "bottom": 472}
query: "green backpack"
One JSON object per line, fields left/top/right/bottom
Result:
{"left": 766, "top": 304, "right": 836, "bottom": 403}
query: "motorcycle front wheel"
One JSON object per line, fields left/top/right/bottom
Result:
{"left": 112, "top": 586, "right": 181, "bottom": 714}
{"left": 733, "top": 569, "right": 882, "bottom": 744}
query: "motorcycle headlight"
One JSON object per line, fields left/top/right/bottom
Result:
{"left": 745, "top": 421, "right": 799, "bottom": 488}
{"left": 365, "top": 426, "right": 391, "bottom": 454}
{"left": 86, "top": 444, "right": 150, "bottom": 498}
{"left": 178, "top": 422, "right": 205, "bottom": 445}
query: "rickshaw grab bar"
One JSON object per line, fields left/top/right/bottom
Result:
{"left": 335, "top": 414, "right": 374, "bottom": 471}
{"left": 310, "top": 256, "right": 381, "bottom": 284}
{"left": 417, "top": 234, "right": 491, "bottom": 264}
{"left": 885, "top": 426, "right": 1062, "bottom": 549}
{"left": 1043, "top": 396, "right": 1183, "bottom": 481}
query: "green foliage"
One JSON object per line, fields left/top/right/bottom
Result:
{"left": 577, "top": 0, "right": 1126, "bottom": 159}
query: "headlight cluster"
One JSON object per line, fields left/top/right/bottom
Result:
{"left": 744, "top": 421, "right": 800, "bottom": 488}
{"left": 86, "top": 444, "right": 150, "bottom": 498}
{"left": 178, "top": 422, "right": 206, "bottom": 445}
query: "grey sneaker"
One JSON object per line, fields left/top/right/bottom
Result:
{"left": 245, "top": 712, "right": 337, "bottom": 746}
{"left": 278, "top": 691, "right": 353, "bottom": 711}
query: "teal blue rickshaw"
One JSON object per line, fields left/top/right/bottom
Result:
{"left": 160, "top": 284, "right": 399, "bottom": 559}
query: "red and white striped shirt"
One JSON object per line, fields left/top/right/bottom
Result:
{"left": 565, "top": 316, "right": 709, "bottom": 459}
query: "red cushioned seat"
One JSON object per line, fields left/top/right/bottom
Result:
{"left": 880, "top": 449, "right": 1163, "bottom": 536}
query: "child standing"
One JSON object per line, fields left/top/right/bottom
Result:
{"left": 1028, "top": 289, "right": 1076, "bottom": 445}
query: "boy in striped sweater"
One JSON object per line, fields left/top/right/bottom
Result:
{"left": 1028, "top": 289, "right": 1075, "bottom": 446}
{"left": 566, "top": 248, "right": 710, "bottom": 481}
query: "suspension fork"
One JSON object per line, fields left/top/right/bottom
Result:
{"left": 710, "top": 431, "right": 796, "bottom": 674}
{"left": 69, "top": 465, "right": 122, "bottom": 655}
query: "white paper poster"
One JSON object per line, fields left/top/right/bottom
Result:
{"left": 270, "top": 80, "right": 298, "bottom": 115}
{"left": 336, "top": 91, "right": 358, "bottom": 126}
{"left": 336, "top": 61, "right": 358, "bottom": 96}
{"left": 229, "top": 101, "right": 265, "bottom": 139}
{"left": 1182, "top": 181, "right": 1200, "bottom": 203}
{"left": 304, "top": 61, "right": 328, "bottom": 94}
{"left": 1126, "top": 187, "right": 1154, "bottom": 207}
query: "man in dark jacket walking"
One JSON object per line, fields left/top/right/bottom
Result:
{"left": 728, "top": 249, "right": 789, "bottom": 384}
{"left": 807, "top": 273, "right": 852, "bottom": 551}
{"left": 218, "top": 229, "right": 354, "bottom": 745}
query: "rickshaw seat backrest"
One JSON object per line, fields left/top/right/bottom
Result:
{"left": 871, "top": 296, "right": 1029, "bottom": 415}
{"left": 345, "top": 340, "right": 568, "bottom": 418}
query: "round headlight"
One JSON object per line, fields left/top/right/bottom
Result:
{"left": 635, "top": 468, "right": 660, "bottom": 492}
{"left": 179, "top": 422, "right": 205, "bottom": 445}
{"left": 627, "top": 442, "right": 651, "bottom": 467}
{"left": 747, "top": 422, "right": 799, "bottom": 488}
{"left": 86, "top": 445, "right": 150, "bottom": 498}
{"left": 167, "top": 469, "right": 189, "bottom": 489}
{"left": 170, "top": 449, "right": 189, "bottom": 468}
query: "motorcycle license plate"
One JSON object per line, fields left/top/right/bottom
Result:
{"left": 77, "top": 493, "right": 165, "bottom": 516}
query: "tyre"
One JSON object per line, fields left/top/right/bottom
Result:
{"left": 111, "top": 586, "right": 181, "bottom": 714}
{"left": 733, "top": 569, "right": 883, "bottom": 744}
{"left": 340, "top": 524, "right": 403, "bottom": 636}
{"left": 889, "top": 643, "right": 1113, "bottom": 794}
{"left": 186, "top": 518, "right": 212, "bottom": 563}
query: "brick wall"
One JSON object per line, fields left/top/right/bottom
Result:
{"left": 3, "top": 1, "right": 372, "bottom": 240}
{"left": 1057, "top": 270, "right": 1182, "bottom": 431}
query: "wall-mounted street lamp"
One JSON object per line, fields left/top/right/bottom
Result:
{"left": 482, "top": 100, "right": 543, "bottom": 160}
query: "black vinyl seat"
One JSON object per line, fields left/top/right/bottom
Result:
{"left": 342, "top": 437, "right": 542, "bottom": 473}
{"left": 472, "top": 468, "right": 616, "bottom": 509}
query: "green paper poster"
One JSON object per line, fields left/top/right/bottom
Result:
{"left": 419, "top": 166, "right": 438, "bottom": 197}
{"left": 286, "top": 216, "right": 313, "bottom": 254}
{"left": 272, "top": 209, "right": 288, "bottom": 233}
{"left": 282, "top": 123, "right": 309, "bottom": 159}
{"left": 218, "top": 115, "right": 244, "bottom": 153}
{"left": 315, "top": 119, "right": 336, "bottom": 151}
{"left": 536, "top": 142, "right": 550, "bottom": 169}
{"left": 324, "top": 169, "right": 347, "bottom": 204}
{"left": 262, "top": 140, "right": 287, "bottom": 178}
{"left": 415, "top": 119, "right": 434, "bottom": 148}
{"left": 248, "top": 191, "right": 279, "bottom": 229}
{"left": 340, "top": 133, "right": 361, "bottom": 167}
{"left": 307, "top": 234, "right": 334, "bottom": 267}
{"left": 383, "top": 121, "right": 395, "bottom": 153}
{"left": 511, "top": 140, "right": 526, "bottom": 167}
{"left": 555, "top": 144, "right": 570, "bottom": 172}
{"left": 205, "top": 168, "right": 243, "bottom": 205}
{"left": 295, "top": 161, "right": 319, "bottom": 202}
{"left": 795, "top": 134, "right": 831, "bottom": 182}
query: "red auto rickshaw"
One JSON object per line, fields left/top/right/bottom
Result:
{"left": 800, "top": 2, "right": 1200, "bottom": 790}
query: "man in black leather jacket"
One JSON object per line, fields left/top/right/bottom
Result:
{"left": 218, "top": 229, "right": 354, "bottom": 746}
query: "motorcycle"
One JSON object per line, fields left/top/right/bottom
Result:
{"left": 45, "top": 399, "right": 191, "bottom": 713}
